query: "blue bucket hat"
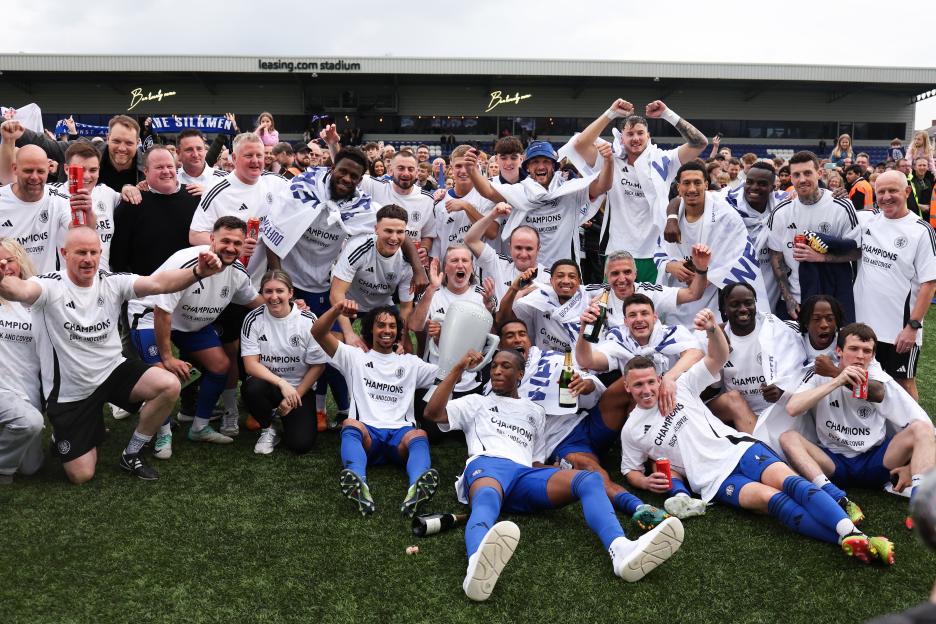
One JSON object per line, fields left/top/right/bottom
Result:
{"left": 522, "top": 141, "right": 558, "bottom": 169}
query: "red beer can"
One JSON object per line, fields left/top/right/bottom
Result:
{"left": 793, "top": 233, "right": 807, "bottom": 247}
{"left": 655, "top": 458, "right": 672, "bottom": 489}
{"left": 852, "top": 368, "right": 869, "bottom": 400}
{"left": 240, "top": 217, "right": 261, "bottom": 265}
{"left": 67, "top": 165, "right": 86, "bottom": 226}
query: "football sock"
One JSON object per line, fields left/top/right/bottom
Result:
{"left": 196, "top": 370, "right": 227, "bottom": 420}
{"left": 124, "top": 431, "right": 152, "bottom": 456}
{"left": 339, "top": 426, "right": 368, "bottom": 482}
{"left": 768, "top": 492, "right": 838, "bottom": 544}
{"left": 466, "top": 486, "right": 502, "bottom": 557}
{"left": 669, "top": 477, "right": 692, "bottom": 497}
{"left": 573, "top": 471, "right": 626, "bottom": 549}
{"left": 910, "top": 474, "right": 924, "bottom": 502}
{"left": 613, "top": 491, "right": 643, "bottom": 516}
{"left": 782, "top": 475, "right": 853, "bottom": 537}
{"left": 221, "top": 388, "right": 238, "bottom": 415}
{"left": 812, "top": 473, "right": 847, "bottom": 502}
{"left": 405, "top": 436, "right": 431, "bottom": 485}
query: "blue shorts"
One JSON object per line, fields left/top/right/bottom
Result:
{"left": 363, "top": 424, "right": 414, "bottom": 466}
{"left": 715, "top": 442, "right": 783, "bottom": 508}
{"left": 548, "top": 406, "right": 617, "bottom": 462}
{"left": 463, "top": 456, "right": 558, "bottom": 514}
{"left": 130, "top": 326, "right": 222, "bottom": 364}
{"left": 294, "top": 288, "right": 340, "bottom": 331}
{"left": 824, "top": 438, "right": 892, "bottom": 488}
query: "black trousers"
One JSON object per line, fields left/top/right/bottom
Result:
{"left": 242, "top": 377, "right": 317, "bottom": 454}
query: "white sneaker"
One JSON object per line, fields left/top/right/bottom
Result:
{"left": 220, "top": 411, "right": 240, "bottom": 437}
{"left": 187, "top": 424, "right": 233, "bottom": 444}
{"left": 611, "top": 516, "right": 684, "bottom": 582}
{"left": 110, "top": 404, "right": 132, "bottom": 420}
{"left": 664, "top": 495, "right": 707, "bottom": 519}
{"left": 463, "top": 521, "right": 520, "bottom": 602}
{"left": 254, "top": 428, "right": 280, "bottom": 455}
{"left": 153, "top": 432, "right": 172, "bottom": 460}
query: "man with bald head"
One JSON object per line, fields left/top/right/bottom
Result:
{"left": 0, "top": 226, "right": 225, "bottom": 483}
{"left": 0, "top": 144, "right": 75, "bottom": 272}
{"left": 854, "top": 170, "right": 936, "bottom": 400}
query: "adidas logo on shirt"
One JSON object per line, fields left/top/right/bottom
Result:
{"left": 365, "top": 361, "right": 374, "bottom": 368}
{"left": 446, "top": 217, "right": 455, "bottom": 224}
{"left": 787, "top": 223, "right": 798, "bottom": 230}
{"left": 192, "top": 288, "right": 201, "bottom": 294}
{"left": 725, "top": 360, "right": 734, "bottom": 368}
{"left": 643, "top": 425, "right": 652, "bottom": 434}
{"left": 896, "top": 365, "right": 907, "bottom": 373}
{"left": 829, "top": 399, "right": 840, "bottom": 408}
{"left": 488, "top": 406, "right": 499, "bottom": 413}
{"left": 365, "top": 266, "right": 375, "bottom": 273}
{"left": 0, "top": 219, "right": 12, "bottom": 227}
{"left": 436, "top": 307, "right": 445, "bottom": 314}
{"left": 238, "top": 203, "right": 249, "bottom": 211}
{"left": 258, "top": 334, "right": 268, "bottom": 342}
{"left": 65, "top": 301, "right": 76, "bottom": 309}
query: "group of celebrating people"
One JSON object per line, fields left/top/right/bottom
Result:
{"left": 0, "top": 97, "right": 933, "bottom": 601}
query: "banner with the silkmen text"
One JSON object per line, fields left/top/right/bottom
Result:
{"left": 149, "top": 115, "right": 236, "bottom": 134}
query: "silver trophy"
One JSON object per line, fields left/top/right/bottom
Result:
{"left": 424, "top": 300, "right": 499, "bottom": 401}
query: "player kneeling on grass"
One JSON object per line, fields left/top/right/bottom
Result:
{"left": 619, "top": 308, "right": 894, "bottom": 565}
{"left": 241, "top": 270, "right": 326, "bottom": 455}
{"left": 780, "top": 323, "right": 936, "bottom": 533}
{"left": 312, "top": 299, "right": 440, "bottom": 517}
{"left": 424, "top": 349, "right": 685, "bottom": 602}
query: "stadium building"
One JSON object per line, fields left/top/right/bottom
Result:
{"left": 2, "top": 54, "right": 935, "bottom": 161}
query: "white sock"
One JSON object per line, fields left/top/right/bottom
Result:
{"left": 192, "top": 417, "right": 210, "bottom": 432}
{"left": 835, "top": 518, "right": 856, "bottom": 538}
{"left": 812, "top": 474, "right": 831, "bottom": 488}
{"left": 222, "top": 389, "right": 238, "bottom": 414}
{"left": 159, "top": 423, "right": 172, "bottom": 436}
{"left": 910, "top": 474, "right": 924, "bottom": 497}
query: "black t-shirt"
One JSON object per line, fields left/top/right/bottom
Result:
{"left": 98, "top": 150, "right": 142, "bottom": 192}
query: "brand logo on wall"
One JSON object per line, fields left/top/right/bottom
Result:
{"left": 129, "top": 88, "right": 177, "bottom": 111}
{"left": 486, "top": 91, "right": 533, "bottom": 113}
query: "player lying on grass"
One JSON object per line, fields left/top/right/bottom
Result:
{"left": 312, "top": 299, "right": 439, "bottom": 518}
{"left": 781, "top": 323, "right": 936, "bottom": 531}
{"left": 619, "top": 308, "right": 894, "bottom": 565}
{"left": 424, "top": 348, "right": 685, "bottom": 602}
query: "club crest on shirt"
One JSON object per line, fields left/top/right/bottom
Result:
{"left": 386, "top": 273, "right": 396, "bottom": 282}
{"left": 857, "top": 406, "right": 873, "bottom": 420}
{"left": 97, "top": 296, "right": 105, "bottom": 307}
{"left": 57, "top": 439, "right": 71, "bottom": 455}
{"left": 755, "top": 352, "right": 763, "bottom": 365}
{"left": 894, "top": 236, "right": 908, "bottom": 249}
{"left": 412, "top": 211, "right": 420, "bottom": 222}
{"left": 38, "top": 209, "right": 49, "bottom": 224}
{"left": 220, "top": 287, "right": 230, "bottom": 299}
{"left": 97, "top": 200, "right": 105, "bottom": 211}
{"left": 818, "top": 222, "right": 832, "bottom": 234}
{"left": 265, "top": 192, "right": 273, "bottom": 204}
{"left": 395, "top": 366, "right": 405, "bottom": 379}
{"left": 289, "top": 334, "right": 302, "bottom": 347}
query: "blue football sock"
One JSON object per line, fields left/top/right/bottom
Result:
{"left": 339, "top": 426, "right": 368, "bottom": 482}
{"left": 782, "top": 475, "right": 848, "bottom": 532}
{"left": 573, "top": 471, "right": 625, "bottom": 549}
{"left": 821, "top": 482, "right": 847, "bottom": 503}
{"left": 195, "top": 370, "right": 227, "bottom": 420}
{"left": 466, "top": 486, "right": 502, "bottom": 557}
{"left": 405, "top": 436, "right": 431, "bottom": 485}
{"left": 669, "top": 477, "right": 692, "bottom": 497}
{"left": 613, "top": 491, "right": 643, "bottom": 516}
{"left": 768, "top": 492, "right": 839, "bottom": 544}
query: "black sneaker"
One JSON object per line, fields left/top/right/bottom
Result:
{"left": 119, "top": 452, "right": 159, "bottom": 481}
{"left": 400, "top": 468, "right": 440, "bottom": 518}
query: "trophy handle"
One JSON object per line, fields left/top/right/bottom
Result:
{"left": 468, "top": 334, "right": 500, "bottom": 372}
{"left": 426, "top": 311, "right": 446, "bottom": 360}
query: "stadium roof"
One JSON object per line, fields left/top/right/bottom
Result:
{"left": 2, "top": 54, "right": 936, "bottom": 91}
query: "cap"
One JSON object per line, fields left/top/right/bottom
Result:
{"left": 521, "top": 141, "right": 558, "bottom": 169}
{"left": 294, "top": 141, "right": 312, "bottom": 153}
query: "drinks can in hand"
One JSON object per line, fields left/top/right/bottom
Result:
{"left": 240, "top": 217, "right": 261, "bottom": 265}
{"left": 68, "top": 165, "right": 86, "bottom": 226}
{"left": 793, "top": 233, "right": 807, "bottom": 247}
{"left": 655, "top": 458, "right": 672, "bottom": 489}
{"left": 852, "top": 368, "right": 869, "bottom": 400}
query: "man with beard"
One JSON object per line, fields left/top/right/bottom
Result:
{"left": 424, "top": 348, "right": 684, "bottom": 601}
{"left": 496, "top": 319, "right": 676, "bottom": 527}
{"left": 0, "top": 226, "right": 224, "bottom": 483}
{"left": 571, "top": 99, "right": 709, "bottom": 283}
{"left": 127, "top": 216, "right": 263, "bottom": 457}
{"left": 853, "top": 171, "right": 936, "bottom": 401}
{"left": 465, "top": 141, "right": 613, "bottom": 268}
{"left": 312, "top": 299, "right": 440, "bottom": 518}
{"left": 430, "top": 145, "right": 499, "bottom": 260}
{"left": 286, "top": 142, "right": 312, "bottom": 178}
{"left": 497, "top": 259, "right": 603, "bottom": 354}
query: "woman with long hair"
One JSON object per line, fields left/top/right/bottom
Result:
{"left": 829, "top": 134, "right": 855, "bottom": 167}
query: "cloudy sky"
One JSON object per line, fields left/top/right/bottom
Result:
{"left": 5, "top": 0, "right": 936, "bottom": 128}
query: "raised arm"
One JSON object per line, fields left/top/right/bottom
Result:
{"left": 575, "top": 302, "right": 611, "bottom": 372}
{"left": 694, "top": 308, "right": 729, "bottom": 375}
{"left": 319, "top": 124, "right": 341, "bottom": 163}
{"left": 675, "top": 244, "right": 711, "bottom": 304}
{"left": 407, "top": 258, "right": 442, "bottom": 332}
{"left": 312, "top": 299, "right": 359, "bottom": 358}
{"left": 572, "top": 99, "right": 635, "bottom": 167}
{"left": 587, "top": 142, "right": 614, "bottom": 198}
{"left": 644, "top": 100, "right": 708, "bottom": 164}
{"left": 424, "top": 351, "right": 482, "bottom": 424}
{"left": 494, "top": 267, "right": 537, "bottom": 327}
{"left": 0, "top": 260, "right": 42, "bottom": 305}
{"left": 464, "top": 149, "right": 505, "bottom": 203}
{"left": 464, "top": 202, "right": 510, "bottom": 258}
{"left": 787, "top": 366, "right": 866, "bottom": 417}
{"left": 133, "top": 250, "right": 222, "bottom": 297}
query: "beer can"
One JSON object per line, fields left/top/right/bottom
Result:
{"left": 240, "top": 217, "right": 261, "bottom": 265}
{"left": 852, "top": 368, "right": 869, "bottom": 400}
{"left": 655, "top": 458, "right": 672, "bottom": 489}
{"left": 793, "top": 233, "right": 807, "bottom": 247}
{"left": 67, "top": 164, "right": 84, "bottom": 195}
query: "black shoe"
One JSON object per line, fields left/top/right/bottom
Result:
{"left": 119, "top": 452, "right": 159, "bottom": 481}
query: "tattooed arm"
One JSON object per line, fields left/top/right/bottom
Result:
{"left": 770, "top": 249, "right": 799, "bottom": 320}
{"left": 644, "top": 100, "right": 708, "bottom": 164}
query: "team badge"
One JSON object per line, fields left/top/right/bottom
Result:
{"left": 97, "top": 201, "right": 105, "bottom": 211}
{"left": 220, "top": 286, "right": 230, "bottom": 299}
{"left": 289, "top": 334, "right": 302, "bottom": 347}
{"left": 265, "top": 192, "right": 273, "bottom": 204}
{"left": 894, "top": 236, "right": 908, "bottom": 249}
{"left": 857, "top": 406, "right": 873, "bottom": 419}
{"left": 38, "top": 209, "right": 49, "bottom": 224}
{"left": 725, "top": 484, "right": 735, "bottom": 497}
{"left": 57, "top": 439, "right": 71, "bottom": 455}
{"left": 412, "top": 211, "right": 420, "bottom": 222}
{"left": 818, "top": 222, "right": 832, "bottom": 234}
{"left": 755, "top": 353, "right": 763, "bottom": 365}
{"left": 97, "top": 296, "right": 105, "bottom": 307}
{"left": 395, "top": 366, "right": 405, "bottom": 379}
{"left": 148, "top": 345, "right": 159, "bottom": 357}
{"left": 386, "top": 272, "right": 395, "bottom": 282}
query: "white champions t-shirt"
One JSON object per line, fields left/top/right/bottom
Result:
{"left": 605, "top": 282, "right": 679, "bottom": 333}
{"left": 620, "top": 360, "right": 754, "bottom": 502}
{"left": 191, "top": 171, "right": 288, "bottom": 282}
{"left": 332, "top": 234, "right": 414, "bottom": 312}
{"left": 722, "top": 322, "right": 769, "bottom": 414}
{"left": 278, "top": 209, "right": 347, "bottom": 293}
{"left": 441, "top": 392, "right": 547, "bottom": 468}
{"left": 126, "top": 246, "right": 256, "bottom": 331}
{"left": 514, "top": 188, "right": 589, "bottom": 269}
{"left": 329, "top": 341, "right": 437, "bottom": 429}
{"left": 512, "top": 284, "right": 604, "bottom": 354}
{"left": 474, "top": 244, "right": 550, "bottom": 301}
{"left": 0, "top": 185, "right": 70, "bottom": 273}
{"left": 30, "top": 269, "right": 138, "bottom": 402}
{"left": 0, "top": 299, "right": 40, "bottom": 406}
{"left": 854, "top": 210, "right": 936, "bottom": 345}
{"left": 431, "top": 187, "right": 490, "bottom": 259}
{"left": 359, "top": 177, "right": 437, "bottom": 243}
{"left": 177, "top": 165, "right": 225, "bottom": 187}
{"left": 606, "top": 155, "right": 678, "bottom": 259}
{"left": 51, "top": 182, "right": 120, "bottom": 271}
{"left": 766, "top": 190, "right": 860, "bottom": 303}
{"left": 240, "top": 304, "right": 327, "bottom": 387}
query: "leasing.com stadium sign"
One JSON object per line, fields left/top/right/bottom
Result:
{"left": 257, "top": 59, "right": 362, "bottom": 73}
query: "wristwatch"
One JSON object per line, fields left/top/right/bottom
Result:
{"left": 909, "top": 319, "right": 923, "bottom": 330}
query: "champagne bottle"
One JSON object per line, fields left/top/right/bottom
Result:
{"left": 583, "top": 289, "right": 609, "bottom": 343}
{"left": 558, "top": 350, "right": 577, "bottom": 409}
{"left": 411, "top": 512, "right": 467, "bottom": 537}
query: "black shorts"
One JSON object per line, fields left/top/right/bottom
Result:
{"left": 47, "top": 359, "right": 151, "bottom": 463}
{"left": 874, "top": 341, "right": 919, "bottom": 380}
{"left": 213, "top": 304, "right": 248, "bottom": 344}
